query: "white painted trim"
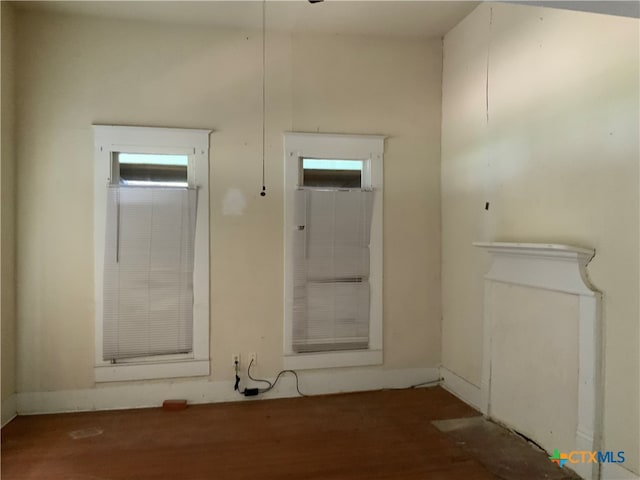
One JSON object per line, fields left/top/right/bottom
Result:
{"left": 1, "top": 394, "right": 17, "bottom": 427}
{"left": 93, "top": 125, "right": 211, "bottom": 382}
{"left": 93, "top": 125, "right": 211, "bottom": 150}
{"left": 15, "top": 367, "right": 439, "bottom": 415}
{"left": 574, "top": 428, "right": 600, "bottom": 480}
{"left": 480, "top": 279, "right": 493, "bottom": 415}
{"left": 283, "top": 132, "right": 384, "bottom": 369}
{"left": 283, "top": 132, "right": 386, "bottom": 159}
{"left": 473, "top": 242, "right": 596, "bottom": 296}
{"left": 94, "top": 359, "right": 210, "bottom": 383}
{"left": 440, "top": 366, "right": 482, "bottom": 411}
{"left": 601, "top": 463, "right": 640, "bottom": 480}
{"left": 475, "top": 242, "right": 603, "bottom": 480}
{"left": 284, "top": 350, "right": 382, "bottom": 370}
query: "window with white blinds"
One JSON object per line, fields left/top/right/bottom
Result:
{"left": 103, "top": 186, "right": 197, "bottom": 361}
{"left": 284, "top": 132, "right": 384, "bottom": 370}
{"left": 93, "top": 125, "right": 210, "bottom": 382}
{"left": 292, "top": 189, "right": 374, "bottom": 353}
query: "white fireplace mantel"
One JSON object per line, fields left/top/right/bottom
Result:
{"left": 474, "top": 242, "right": 602, "bottom": 480}
{"left": 473, "top": 242, "right": 596, "bottom": 295}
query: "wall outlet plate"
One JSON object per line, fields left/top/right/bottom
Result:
{"left": 249, "top": 352, "right": 257, "bottom": 366}
{"left": 232, "top": 353, "right": 240, "bottom": 367}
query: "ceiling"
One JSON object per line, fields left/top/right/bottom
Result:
{"left": 13, "top": 1, "right": 481, "bottom": 39}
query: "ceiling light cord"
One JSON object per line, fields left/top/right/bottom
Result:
{"left": 260, "top": 0, "right": 267, "bottom": 197}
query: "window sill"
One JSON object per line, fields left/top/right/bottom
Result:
{"left": 283, "top": 349, "right": 382, "bottom": 370}
{"left": 94, "top": 359, "right": 210, "bottom": 383}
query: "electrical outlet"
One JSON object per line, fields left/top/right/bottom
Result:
{"left": 232, "top": 353, "right": 240, "bottom": 367}
{"left": 249, "top": 352, "right": 257, "bottom": 366}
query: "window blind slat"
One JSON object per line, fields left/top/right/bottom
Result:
{"left": 304, "top": 189, "right": 373, "bottom": 280}
{"left": 292, "top": 189, "right": 374, "bottom": 353}
{"left": 103, "top": 187, "right": 196, "bottom": 361}
{"left": 293, "top": 281, "right": 370, "bottom": 353}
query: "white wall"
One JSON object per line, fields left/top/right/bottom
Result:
{"left": 13, "top": 10, "right": 442, "bottom": 400}
{"left": 1, "top": 1, "right": 17, "bottom": 425}
{"left": 490, "top": 283, "right": 579, "bottom": 457}
{"left": 441, "top": 2, "right": 639, "bottom": 475}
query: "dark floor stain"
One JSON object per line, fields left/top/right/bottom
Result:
{"left": 432, "top": 416, "right": 581, "bottom": 480}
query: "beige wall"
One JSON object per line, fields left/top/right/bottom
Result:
{"left": 1, "top": 1, "right": 17, "bottom": 409}
{"left": 442, "top": 2, "right": 639, "bottom": 474}
{"left": 291, "top": 33, "right": 442, "bottom": 369}
{"left": 14, "top": 11, "right": 442, "bottom": 392}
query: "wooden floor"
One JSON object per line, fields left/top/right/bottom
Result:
{"left": 1, "top": 388, "right": 514, "bottom": 479}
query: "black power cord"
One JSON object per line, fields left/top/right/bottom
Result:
{"left": 234, "top": 360, "right": 241, "bottom": 392}
{"left": 235, "top": 359, "right": 305, "bottom": 397}
{"left": 409, "top": 379, "right": 442, "bottom": 389}
{"left": 249, "top": 359, "right": 305, "bottom": 397}
{"left": 247, "top": 360, "right": 273, "bottom": 389}
{"left": 235, "top": 361, "right": 260, "bottom": 396}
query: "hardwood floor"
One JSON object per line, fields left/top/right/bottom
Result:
{"left": 2, "top": 387, "right": 497, "bottom": 480}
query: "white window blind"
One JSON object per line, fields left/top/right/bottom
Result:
{"left": 292, "top": 189, "right": 374, "bottom": 353}
{"left": 103, "top": 186, "right": 197, "bottom": 361}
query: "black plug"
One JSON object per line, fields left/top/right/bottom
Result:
{"left": 243, "top": 388, "right": 260, "bottom": 397}
{"left": 234, "top": 360, "right": 240, "bottom": 391}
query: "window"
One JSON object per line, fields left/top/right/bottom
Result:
{"left": 93, "top": 126, "right": 211, "bottom": 382}
{"left": 115, "top": 153, "right": 189, "bottom": 187}
{"left": 284, "top": 132, "right": 384, "bottom": 369}
{"left": 301, "top": 158, "right": 363, "bottom": 188}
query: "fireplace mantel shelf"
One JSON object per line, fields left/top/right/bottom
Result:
{"left": 473, "top": 242, "right": 594, "bottom": 261}
{"left": 473, "top": 242, "right": 597, "bottom": 296}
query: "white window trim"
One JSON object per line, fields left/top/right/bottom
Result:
{"left": 283, "top": 132, "right": 385, "bottom": 370}
{"left": 93, "top": 125, "right": 211, "bottom": 382}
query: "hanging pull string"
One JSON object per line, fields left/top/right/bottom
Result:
{"left": 260, "top": 0, "right": 267, "bottom": 197}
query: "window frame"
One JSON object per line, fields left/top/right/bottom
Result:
{"left": 283, "top": 132, "right": 385, "bottom": 370}
{"left": 93, "top": 125, "right": 211, "bottom": 382}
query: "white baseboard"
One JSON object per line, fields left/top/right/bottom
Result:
{"left": 439, "top": 366, "right": 482, "bottom": 411}
{"left": 16, "top": 366, "right": 440, "bottom": 415}
{"left": 602, "top": 463, "right": 640, "bottom": 480}
{"left": 2, "top": 394, "right": 17, "bottom": 427}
